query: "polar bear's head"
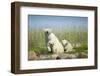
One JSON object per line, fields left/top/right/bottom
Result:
{"left": 44, "top": 28, "right": 52, "bottom": 35}
{"left": 62, "top": 40, "right": 69, "bottom": 46}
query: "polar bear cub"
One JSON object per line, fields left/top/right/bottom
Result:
{"left": 62, "top": 39, "right": 73, "bottom": 52}
{"left": 44, "top": 28, "right": 64, "bottom": 54}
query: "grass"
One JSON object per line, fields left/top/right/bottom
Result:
{"left": 29, "top": 45, "right": 88, "bottom": 55}
{"left": 29, "top": 47, "right": 49, "bottom": 55}
{"left": 65, "top": 43, "right": 88, "bottom": 54}
{"left": 74, "top": 44, "right": 88, "bottom": 53}
{"left": 28, "top": 29, "right": 88, "bottom": 55}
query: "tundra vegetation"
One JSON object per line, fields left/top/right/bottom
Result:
{"left": 28, "top": 27, "right": 88, "bottom": 60}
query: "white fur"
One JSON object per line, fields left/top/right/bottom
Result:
{"left": 62, "top": 40, "right": 73, "bottom": 52}
{"left": 44, "top": 29, "right": 64, "bottom": 54}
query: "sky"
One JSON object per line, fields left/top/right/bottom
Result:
{"left": 28, "top": 15, "right": 88, "bottom": 31}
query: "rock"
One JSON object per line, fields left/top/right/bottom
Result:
{"left": 28, "top": 51, "right": 38, "bottom": 60}
{"left": 39, "top": 55, "right": 52, "bottom": 60}
{"left": 51, "top": 54, "right": 59, "bottom": 59}
{"left": 78, "top": 52, "right": 87, "bottom": 58}
{"left": 28, "top": 51, "right": 87, "bottom": 60}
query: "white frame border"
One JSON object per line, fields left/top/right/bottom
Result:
{"left": 20, "top": 6, "right": 95, "bottom": 70}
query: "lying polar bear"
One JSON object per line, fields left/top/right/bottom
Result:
{"left": 62, "top": 39, "right": 73, "bottom": 52}
{"left": 44, "top": 29, "right": 64, "bottom": 54}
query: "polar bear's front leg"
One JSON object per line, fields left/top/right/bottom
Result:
{"left": 47, "top": 42, "right": 52, "bottom": 52}
{"left": 47, "top": 41, "right": 54, "bottom": 53}
{"left": 47, "top": 46, "right": 51, "bottom": 52}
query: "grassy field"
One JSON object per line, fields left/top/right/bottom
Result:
{"left": 28, "top": 28, "right": 88, "bottom": 60}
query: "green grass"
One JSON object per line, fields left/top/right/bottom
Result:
{"left": 66, "top": 43, "right": 88, "bottom": 54}
{"left": 29, "top": 47, "right": 49, "bottom": 55}
{"left": 73, "top": 45, "right": 88, "bottom": 54}
{"left": 28, "top": 29, "right": 88, "bottom": 55}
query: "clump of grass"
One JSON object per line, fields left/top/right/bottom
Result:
{"left": 66, "top": 44, "right": 88, "bottom": 54}
{"left": 73, "top": 44, "right": 88, "bottom": 53}
{"left": 29, "top": 47, "right": 49, "bottom": 55}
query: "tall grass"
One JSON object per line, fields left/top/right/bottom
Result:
{"left": 28, "top": 27, "right": 88, "bottom": 54}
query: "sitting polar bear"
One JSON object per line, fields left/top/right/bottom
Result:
{"left": 44, "top": 29, "right": 64, "bottom": 54}
{"left": 62, "top": 40, "right": 73, "bottom": 52}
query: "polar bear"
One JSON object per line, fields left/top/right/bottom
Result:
{"left": 44, "top": 28, "right": 64, "bottom": 54}
{"left": 62, "top": 39, "right": 73, "bottom": 52}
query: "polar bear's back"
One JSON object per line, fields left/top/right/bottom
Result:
{"left": 48, "top": 33, "right": 59, "bottom": 42}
